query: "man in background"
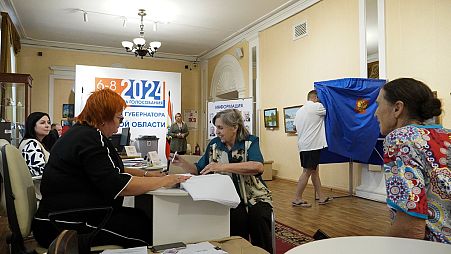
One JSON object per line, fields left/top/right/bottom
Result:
{"left": 52, "top": 123, "right": 62, "bottom": 137}
{"left": 42, "top": 123, "right": 62, "bottom": 151}
{"left": 292, "top": 90, "right": 331, "bottom": 207}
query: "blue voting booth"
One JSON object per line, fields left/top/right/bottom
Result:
{"left": 314, "top": 78, "right": 386, "bottom": 195}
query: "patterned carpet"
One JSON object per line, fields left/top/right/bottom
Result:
{"left": 275, "top": 221, "right": 313, "bottom": 254}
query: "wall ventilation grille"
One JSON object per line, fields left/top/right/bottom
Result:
{"left": 293, "top": 21, "right": 307, "bottom": 40}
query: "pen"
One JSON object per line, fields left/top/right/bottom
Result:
{"left": 162, "top": 152, "right": 177, "bottom": 174}
{"left": 171, "top": 151, "right": 178, "bottom": 163}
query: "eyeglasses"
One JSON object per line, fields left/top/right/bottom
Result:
{"left": 117, "top": 115, "right": 124, "bottom": 124}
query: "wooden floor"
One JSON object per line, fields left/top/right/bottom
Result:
{"left": 0, "top": 178, "right": 390, "bottom": 254}
{"left": 266, "top": 178, "right": 390, "bottom": 237}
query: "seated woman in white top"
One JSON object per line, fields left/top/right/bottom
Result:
{"left": 19, "top": 112, "right": 51, "bottom": 177}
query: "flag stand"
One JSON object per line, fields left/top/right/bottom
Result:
{"left": 314, "top": 160, "right": 355, "bottom": 201}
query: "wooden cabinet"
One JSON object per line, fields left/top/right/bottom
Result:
{"left": 0, "top": 73, "right": 32, "bottom": 146}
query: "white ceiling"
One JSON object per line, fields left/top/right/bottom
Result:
{"left": 2, "top": 0, "right": 298, "bottom": 59}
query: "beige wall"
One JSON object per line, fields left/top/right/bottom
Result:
{"left": 53, "top": 79, "right": 75, "bottom": 124}
{"left": 16, "top": 46, "right": 201, "bottom": 146}
{"left": 258, "top": 0, "right": 361, "bottom": 190}
{"left": 14, "top": 0, "right": 451, "bottom": 192}
{"left": 385, "top": 0, "right": 451, "bottom": 127}
{"left": 207, "top": 40, "right": 250, "bottom": 97}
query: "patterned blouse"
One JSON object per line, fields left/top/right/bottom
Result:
{"left": 384, "top": 125, "right": 450, "bottom": 243}
{"left": 19, "top": 139, "right": 50, "bottom": 177}
{"left": 196, "top": 135, "right": 272, "bottom": 206}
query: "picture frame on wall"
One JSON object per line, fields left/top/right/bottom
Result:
{"left": 283, "top": 105, "right": 302, "bottom": 133}
{"left": 263, "top": 108, "right": 278, "bottom": 128}
{"left": 62, "top": 104, "right": 75, "bottom": 118}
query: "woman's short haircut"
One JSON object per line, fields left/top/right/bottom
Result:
{"left": 23, "top": 112, "right": 50, "bottom": 140}
{"left": 383, "top": 78, "right": 442, "bottom": 122}
{"left": 213, "top": 109, "right": 249, "bottom": 142}
{"left": 76, "top": 89, "right": 126, "bottom": 128}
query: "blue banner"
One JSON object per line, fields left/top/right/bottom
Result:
{"left": 314, "top": 78, "right": 385, "bottom": 162}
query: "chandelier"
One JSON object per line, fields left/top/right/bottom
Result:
{"left": 121, "top": 9, "right": 161, "bottom": 58}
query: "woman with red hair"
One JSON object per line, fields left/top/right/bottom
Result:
{"left": 33, "top": 89, "right": 190, "bottom": 251}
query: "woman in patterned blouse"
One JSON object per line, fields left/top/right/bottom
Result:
{"left": 375, "top": 78, "right": 450, "bottom": 243}
{"left": 19, "top": 112, "right": 52, "bottom": 200}
{"left": 19, "top": 112, "right": 51, "bottom": 177}
{"left": 172, "top": 109, "right": 273, "bottom": 252}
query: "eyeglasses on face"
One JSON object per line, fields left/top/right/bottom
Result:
{"left": 117, "top": 115, "right": 124, "bottom": 124}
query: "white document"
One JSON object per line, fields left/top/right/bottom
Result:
{"left": 124, "top": 146, "right": 140, "bottom": 157}
{"left": 101, "top": 246, "right": 147, "bottom": 254}
{"left": 148, "top": 151, "right": 162, "bottom": 165}
{"left": 176, "top": 242, "right": 227, "bottom": 254}
{"left": 181, "top": 174, "right": 240, "bottom": 208}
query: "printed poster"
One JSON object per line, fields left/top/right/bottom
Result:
{"left": 75, "top": 65, "right": 181, "bottom": 162}
{"left": 207, "top": 98, "right": 253, "bottom": 140}
{"left": 184, "top": 109, "right": 198, "bottom": 129}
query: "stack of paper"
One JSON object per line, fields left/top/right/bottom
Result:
{"left": 122, "top": 158, "right": 147, "bottom": 169}
{"left": 176, "top": 242, "right": 227, "bottom": 254}
{"left": 181, "top": 174, "right": 240, "bottom": 208}
{"left": 101, "top": 246, "right": 147, "bottom": 254}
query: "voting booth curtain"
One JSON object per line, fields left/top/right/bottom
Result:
{"left": 314, "top": 78, "right": 386, "bottom": 165}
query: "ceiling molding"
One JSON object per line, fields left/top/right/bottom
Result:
{"left": 21, "top": 38, "right": 198, "bottom": 62}
{"left": 1, "top": 0, "right": 27, "bottom": 37}
{"left": 199, "top": 0, "right": 321, "bottom": 60}
{"left": 3, "top": 0, "right": 320, "bottom": 63}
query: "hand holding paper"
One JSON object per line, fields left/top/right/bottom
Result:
{"left": 180, "top": 174, "right": 240, "bottom": 208}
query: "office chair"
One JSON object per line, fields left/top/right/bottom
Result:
{"left": 47, "top": 230, "right": 79, "bottom": 254}
{"left": 0, "top": 139, "right": 9, "bottom": 147}
{"left": 0, "top": 139, "right": 10, "bottom": 217}
{"left": 0, "top": 144, "right": 121, "bottom": 253}
{"left": 0, "top": 144, "right": 42, "bottom": 253}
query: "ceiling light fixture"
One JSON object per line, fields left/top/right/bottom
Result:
{"left": 121, "top": 9, "right": 161, "bottom": 59}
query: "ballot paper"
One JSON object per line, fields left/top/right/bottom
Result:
{"left": 124, "top": 146, "right": 140, "bottom": 157}
{"left": 122, "top": 158, "right": 147, "bottom": 169}
{"left": 148, "top": 151, "right": 162, "bottom": 165}
{"left": 174, "top": 242, "right": 227, "bottom": 254}
{"left": 101, "top": 246, "right": 147, "bottom": 254}
{"left": 181, "top": 174, "right": 240, "bottom": 208}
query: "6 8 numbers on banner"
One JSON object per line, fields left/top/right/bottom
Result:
{"left": 95, "top": 78, "right": 163, "bottom": 101}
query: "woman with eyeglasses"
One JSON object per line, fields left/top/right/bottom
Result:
{"left": 33, "top": 89, "right": 190, "bottom": 252}
{"left": 172, "top": 109, "right": 273, "bottom": 253}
